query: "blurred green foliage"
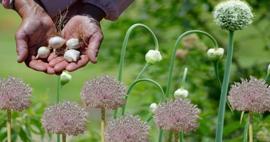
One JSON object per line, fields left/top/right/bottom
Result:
{"left": 0, "top": 0, "right": 270, "bottom": 141}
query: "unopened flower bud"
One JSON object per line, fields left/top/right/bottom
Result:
{"left": 149, "top": 103, "right": 158, "bottom": 113}
{"left": 36, "top": 46, "right": 50, "bottom": 59}
{"left": 267, "top": 64, "right": 270, "bottom": 75}
{"left": 145, "top": 50, "right": 162, "bottom": 64}
{"left": 64, "top": 49, "right": 80, "bottom": 62}
{"left": 60, "top": 71, "right": 72, "bottom": 86}
{"left": 207, "top": 48, "right": 224, "bottom": 59}
{"left": 174, "top": 88, "right": 189, "bottom": 98}
{"left": 49, "top": 36, "right": 65, "bottom": 49}
{"left": 66, "top": 38, "right": 80, "bottom": 49}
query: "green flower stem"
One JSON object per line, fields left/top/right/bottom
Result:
{"left": 114, "top": 23, "right": 159, "bottom": 118}
{"left": 174, "top": 131, "right": 179, "bottom": 142}
{"left": 243, "top": 119, "right": 248, "bottom": 142}
{"left": 180, "top": 131, "right": 184, "bottom": 142}
{"left": 214, "top": 61, "right": 222, "bottom": 86}
{"left": 158, "top": 129, "right": 163, "bottom": 142}
{"left": 166, "top": 30, "right": 218, "bottom": 98}
{"left": 248, "top": 112, "right": 253, "bottom": 142}
{"left": 180, "top": 67, "right": 188, "bottom": 87}
{"left": 62, "top": 134, "right": 66, "bottom": 142}
{"left": 135, "top": 63, "right": 150, "bottom": 80}
{"left": 121, "top": 78, "right": 165, "bottom": 115}
{"left": 56, "top": 76, "right": 62, "bottom": 142}
{"left": 215, "top": 31, "right": 234, "bottom": 142}
{"left": 101, "top": 108, "right": 106, "bottom": 142}
{"left": 7, "top": 110, "right": 11, "bottom": 142}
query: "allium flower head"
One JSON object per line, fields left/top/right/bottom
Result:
{"left": 42, "top": 101, "right": 88, "bottom": 136}
{"left": 105, "top": 115, "right": 149, "bottom": 142}
{"left": 228, "top": 77, "right": 270, "bottom": 113}
{"left": 213, "top": 0, "right": 253, "bottom": 31}
{"left": 154, "top": 98, "right": 200, "bottom": 132}
{"left": 0, "top": 77, "right": 32, "bottom": 111}
{"left": 81, "top": 75, "right": 127, "bottom": 109}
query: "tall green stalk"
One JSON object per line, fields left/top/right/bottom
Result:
{"left": 174, "top": 132, "right": 179, "bottom": 142}
{"left": 62, "top": 134, "right": 66, "bottom": 142}
{"left": 215, "top": 31, "right": 234, "bottom": 142}
{"left": 166, "top": 30, "right": 218, "bottom": 98}
{"left": 180, "top": 131, "right": 184, "bottom": 142}
{"left": 7, "top": 110, "right": 11, "bottom": 142}
{"left": 101, "top": 108, "right": 106, "bottom": 142}
{"left": 248, "top": 112, "right": 253, "bottom": 142}
{"left": 121, "top": 78, "right": 165, "bottom": 115}
{"left": 114, "top": 23, "right": 159, "bottom": 118}
{"left": 56, "top": 76, "right": 61, "bottom": 142}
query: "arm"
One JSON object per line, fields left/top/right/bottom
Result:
{"left": 82, "top": 0, "right": 134, "bottom": 20}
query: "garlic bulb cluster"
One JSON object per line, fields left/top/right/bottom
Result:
{"left": 36, "top": 36, "right": 81, "bottom": 62}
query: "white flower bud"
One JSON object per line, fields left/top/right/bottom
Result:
{"left": 64, "top": 49, "right": 80, "bottom": 62}
{"left": 149, "top": 103, "right": 158, "bottom": 113}
{"left": 36, "top": 46, "right": 50, "bottom": 59}
{"left": 60, "top": 71, "right": 72, "bottom": 86}
{"left": 66, "top": 38, "right": 80, "bottom": 49}
{"left": 145, "top": 50, "right": 162, "bottom": 64}
{"left": 48, "top": 36, "right": 66, "bottom": 49}
{"left": 174, "top": 88, "right": 189, "bottom": 98}
{"left": 207, "top": 48, "right": 224, "bottom": 59}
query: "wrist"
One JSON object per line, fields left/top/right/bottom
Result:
{"left": 14, "top": 0, "right": 45, "bottom": 18}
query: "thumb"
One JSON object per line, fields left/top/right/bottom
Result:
{"left": 15, "top": 31, "right": 29, "bottom": 63}
{"left": 87, "top": 33, "right": 103, "bottom": 63}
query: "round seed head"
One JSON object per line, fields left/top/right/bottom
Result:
{"left": 213, "top": 0, "right": 253, "bottom": 31}
{"left": 228, "top": 77, "right": 270, "bottom": 113}
{"left": 105, "top": 115, "right": 149, "bottom": 142}
{"left": 41, "top": 101, "right": 88, "bottom": 136}
{"left": 81, "top": 75, "right": 127, "bottom": 109}
{"left": 0, "top": 77, "right": 32, "bottom": 111}
{"left": 154, "top": 98, "right": 200, "bottom": 133}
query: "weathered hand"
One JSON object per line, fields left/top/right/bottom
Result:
{"left": 14, "top": 0, "right": 57, "bottom": 73}
{"left": 51, "top": 15, "right": 103, "bottom": 72}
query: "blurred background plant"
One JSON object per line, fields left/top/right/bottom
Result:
{"left": 0, "top": 0, "right": 270, "bottom": 141}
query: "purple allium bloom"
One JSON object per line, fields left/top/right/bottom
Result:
{"left": 0, "top": 77, "right": 32, "bottom": 111}
{"left": 42, "top": 101, "right": 88, "bottom": 136}
{"left": 154, "top": 98, "right": 200, "bottom": 133}
{"left": 81, "top": 75, "right": 127, "bottom": 109}
{"left": 105, "top": 115, "right": 149, "bottom": 142}
{"left": 228, "top": 77, "right": 270, "bottom": 113}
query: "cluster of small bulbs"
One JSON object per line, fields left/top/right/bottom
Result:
{"left": 36, "top": 36, "right": 81, "bottom": 62}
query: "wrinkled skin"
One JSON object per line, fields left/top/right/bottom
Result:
{"left": 55, "top": 15, "right": 103, "bottom": 72}
{"left": 5, "top": 0, "right": 103, "bottom": 74}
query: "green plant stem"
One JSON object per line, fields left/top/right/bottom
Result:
{"left": 243, "top": 115, "right": 248, "bottom": 142}
{"left": 214, "top": 61, "right": 222, "bottom": 86}
{"left": 180, "top": 131, "right": 184, "bottom": 142}
{"left": 121, "top": 78, "right": 165, "bottom": 115}
{"left": 114, "top": 23, "right": 159, "bottom": 119}
{"left": 7, "top": 110, "right": 11, "bottom": 142}
{"left": 174, "top": 132, "right": 179, "bottom": 142}
{"left": 56, "top": 76, "right": 62, "bottom": 142}
{"left": 62, "top": 134, "right": 66, "bottom": 142}
{"left": 180, "top": 67, "right": 188, "bottom": 87}
{"left": 135, "top": 63, "right": 150, "bottom": 80}
{"left": 101, "top": 108, "right": 106, "bottom": 142}
{"left": 248, "top": 112, "right": 253, "bottom": 142}
{"left": 166, "top": 30, "right": 218, "bottom": 98}
{"left": 215, "top": 31, "right": 234, "bottom": 142}
{"left": 158, "top": 129, "right": 163, "bottom": 142}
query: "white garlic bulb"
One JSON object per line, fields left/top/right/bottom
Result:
{"left": 64, "top": 49, "right": 80, "bottom": 62}
{"left": 48, "top": 36, "right": 65, "bottom": 49}
{"left": 66, "top": 38, "right": 80, "bottom": 49}
{"left": 36, "top": 46, "right": 50, "bottom": 59}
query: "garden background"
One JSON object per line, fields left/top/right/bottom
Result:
{"left": 0, "top": 0, "right": 270, "bottom": 141}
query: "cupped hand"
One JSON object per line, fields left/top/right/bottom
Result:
{"left": 14, "top": 0, "right": 57, "bottom": 74}
{"left": 51, "top": 15, "right": 103, "bottom": 72}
